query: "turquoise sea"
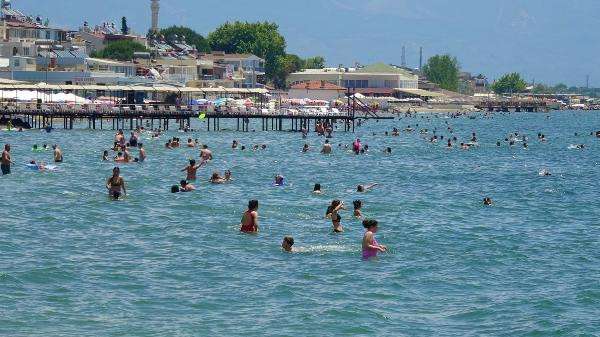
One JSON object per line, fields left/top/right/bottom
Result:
{"left": 1, "top": 111, "right": 599, "bottom": 336}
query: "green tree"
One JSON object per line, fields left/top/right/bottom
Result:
{"left": 208, "top": 21, "right": 286, "bottom": 84}
{"left": 304, "top": 56, "right": 326, "bottom": 69}
{"left": 272, "top": 54, "right": 305, "bottom": 88}
{"left": 121, "top": 17, "right": 129, "bottom": 35}
{"left": 90, "top": 40, "right": 148, "bottom": 61}
{"left": 491, "top": 73, "right": 528, "bottom": 94}
{"left": 159, "top": 26, "right": 211, "bottom": 52}
{"left": 422, "top": 54, "right": 460, "bottom": 91}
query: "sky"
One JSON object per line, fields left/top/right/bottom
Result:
{"left": 12, "top": 0, "right": 600, "bottom": 86}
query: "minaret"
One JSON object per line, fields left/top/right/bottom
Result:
{"left": 151, "top": 0, "right": 160, "bottom": 32}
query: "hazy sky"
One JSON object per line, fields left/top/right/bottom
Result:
{"left": 12, "top": 0, "right": 599, "bottom": 86}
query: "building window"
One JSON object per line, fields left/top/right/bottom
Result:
{"left": 46, "top": 31, "right": 51, "bottom": 40}
{"left": 14, "top": 59, "right": 20, "bottom": 67}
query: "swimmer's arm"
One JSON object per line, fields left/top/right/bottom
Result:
{"left": 181, "top": 166, "right": 188, "bottom": 172}
{"left": 252, "top": 211, "right": 259, "bottom": 230}
{"left": 364, "top": 183, "right": 379, "bottom": 190}
{"left": 105, "top": 178, "right": 111, "bottom": 190}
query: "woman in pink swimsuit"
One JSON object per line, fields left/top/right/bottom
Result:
{"left": 362, "top": 219, "right": 387, "bottom": 259}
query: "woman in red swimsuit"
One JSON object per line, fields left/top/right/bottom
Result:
{"left": 240, "top": 200, "right": 259, "bottom": 233}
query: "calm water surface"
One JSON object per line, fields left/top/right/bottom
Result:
{"left": 1, "top": 111, "right": 599, "bottom": 336}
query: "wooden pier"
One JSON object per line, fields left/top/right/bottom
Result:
{"left": 1, "top": 104, "right": 357, "bottom": 132}
{"left": 475, "top": 100, "right": 548, "bottom": 112}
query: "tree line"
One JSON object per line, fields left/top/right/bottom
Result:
{"left": 91, "top": 21, "right": 325, "bottom": 89}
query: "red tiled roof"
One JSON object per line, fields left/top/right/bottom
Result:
{"left": 291, "top": 81, "right": 346, "bottom": 91}
{"left": 3, "top": 20, "right": 38, "bottom": 29}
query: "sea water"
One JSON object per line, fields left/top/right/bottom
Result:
{"left": 1, "top": 111, "right": 599, "bottom": 336}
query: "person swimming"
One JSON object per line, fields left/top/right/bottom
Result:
{"left": 240, "top": 200, "right": 259, "bottom": 233}
{"left": 275, "top": 175, "right": 284, "bottom": 186}
{"left": 326, "top": 200, "right": 345, "bottom": 233}
{"left": 483, "top": 197, "right": 493, "bottom": 206}
{"left": 313, "top": 183, "right": 322, "bottom": 194}
{"left": 138, "top": 143, "right": 146, "bottom": 162}
{"left": 362, "top": 219, "right": 387, "bottom": 260}
{"left": 209, "top": 171, "right": 226, "bottom": 183}
{"left": 357, "top": 183, "right": 378, "bottom": 192}
{"left": 105, "top": 167, "right": 126, "bottom": 200}
{"left": 180, "top": 180, "right": 195, "bottom": 192}
{"left": 302, "top": 144, "right": 309, "bottom": 153}
{"left": 282, "top": 236, "right": 294, "bottom": 252}
{"left": 102, "top": 150, "right": 109, "bottom": 161}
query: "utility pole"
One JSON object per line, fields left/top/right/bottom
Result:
{"left": 419, "top": 47, "right": 423, "bottom": 71}
{"left": 586, "top": 74, "right": 589, "bottom": 89}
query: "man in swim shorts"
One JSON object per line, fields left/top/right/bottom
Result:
{"left": 1, "top": 144, "right": 14, "bottom": 175}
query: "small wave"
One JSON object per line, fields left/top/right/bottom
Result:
{"left": 293, "top": 245, "right": 357, "bottom": 253}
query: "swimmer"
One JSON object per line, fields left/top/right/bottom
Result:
{"left": 200, "top": 144, "right": 213, "bottom": 161}
{"left": 123, "top": 147, "right": 132, "bottom": 163}
{"left": 275, "top": 175, "right": 284, "bottom": 186}
{"left": 313, "top": 183, "right": 322, "bottom": 194}
{"left": 180, "top": 179, "right": 195, "bottom": 192}
{"left": 138, "top": 143, "right": 146, "bottom": 162}
{"left": 223, "top": 170, "right": 233, "bottom": 182}
{"left": 483, "top": 197, "right": 493, "bottom": 206}
{"left": 326, "top": 200, "right": 345, "bottom": 233}
{"left": 129, "top": 132, "right": 138, "bottom": 147}
{"left": 282, "top": 236, "right": 294, "bottom": 252}
{"left": 105, "top": 167, "right": 127, "bottom": 199}
{"left": 302, "top": 144, "right": 309, "bottom": 153}
{"left": 102, "top": 150, "right": 109, "bottom": 161}
{"left": 353, "top": 138, "right": 362, "bottom": 152}
{"left": 52, "top": 144, "right": 63, "bottom": 162}
{"left": 29, "top": 160, "right": 48, "bottom": 171}
{"left": 362, "top": 219, "right": 387, "bottom": 259}
{"left": 181, "top": 159, "right": 203, "bottom": 180}
{"left": 241, "top": 146, "right": 246, "bottom": 151}
{"left": 209, "top": 171, "right": 226, "bottom": 184}
{"left": 539, "top": 169, "right": 552, "bottom": 176}
{"left": 253, "top": 145, "right": 259, "bottom": 151}
{"left": 321, "top": 140, "right": 332, "bottom": 154}
{"left": 353, "top": 200, "right": 363, "bottom": 217}
{"left": 231, "top": 140, "right": 239, "bottom": 149}
{"left": 240, "top": 200, "right": 259, "bottom": 233}
{"left": 261, "top": 144, "right": 267, "bottom": 150}
{"left": 187, "top": 138, "right": 195, "bottom": 148}
{"left": 523, "top": 143, "right": 528, "bottom": 149}
{"left": 385, "top": 147, "right": 392, "bottom": 154}
{"left": 357, "top": 183, "right": 378, "bottom": 193}
{"left": 32, "top": 144, "right": 40, "bottom": 152}
{"left": 113, "top": 152, "right": 124, "bottom": 162}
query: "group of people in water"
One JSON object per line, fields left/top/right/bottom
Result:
{"left": 4, "top": 111, "right": 600, "bottom": 258}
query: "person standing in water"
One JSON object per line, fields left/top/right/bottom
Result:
{"left": 321, "top": 140, "right": 332, "bottom": 154}
{"left": 1, "top": 144, "right": 14, "bottom": 175}
{"left": 138, "top": 143, "right": 146, "bottom": 162}
{"left": 240, "top": 200, "right": 259, "bottom": 233}
{"left": 52, "top": 144, "right": 63, "bottom": 162}
{"left": 200, "top": 145, "right": 213, "bottom": 162}
{"left": 181, "top": 159, "right": 203, "bottom": 180}
{"left": 362, "top": 219, "right": 387, "bottom": 259}
{"left": 326, "top": 200, "right": 345, "bottom": 233}
{"left": 105, "top": 167, "right": 127, "bottom": 199}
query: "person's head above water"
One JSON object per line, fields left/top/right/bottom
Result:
{"left": 313, "top": 183, "right": 321, "bottom": 192}
{"left": 282, "top": 236, "right": 294, "bottom": 252}
{"left": 171, "top": 185, "right": 180, "bottom": 193}
{"left": 363, "top": 219, "right": 378, "bottom": 232}
{"left": 248, "top": 199, "right": 259, "bottom": 211}
{"left": 190, "top": 159, "right": 196, "bottom": 166}
{"left": 353, "top": 200, "right": 362, "bottom": 210}
{"left": 112, "top": 167, "right": 120, "bottom": 175}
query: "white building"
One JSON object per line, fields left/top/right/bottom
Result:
{"left": 288, "top": 63, "right": 419, "bottom": 97}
